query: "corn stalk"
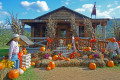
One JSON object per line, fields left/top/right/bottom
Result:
{"left": 46, "top": 15, "right": 57, "bottom": 39}
{"left": 113, "top": 20, "right": 120, "bottom": 41}
{"left": 70, "top": 15, "right": 78, "bottom": 37}
{"left": 6, "top": 12, "right": 23, "bottom": 35}
{"left": 84, "top": 18, "right": 95, "bottom": 39}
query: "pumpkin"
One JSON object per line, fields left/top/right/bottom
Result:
{"left": 52, "top": 55, "right": 58, "bottom": 61}
{"left": 0, "top": 62, "right": 4, "bottom": 70}
{"left": 102, "top": 48, "right": 106, "bottom": 52}
{"left": 76, "top": 53, "right": 81, "bottom": 57}
{"left": 32, "top": 57, "right": 36, "bottom": 59}
{"left": 31, "top": 62, "right": 35, "bottom": 66}
{"left": 40, "top": 46, "right": 45, "bottom": 51}
{"left": 21, "top": 67, "right": 26, "bottom": 71}
{"left": 83, "top": 55, "right": 88, "bottom": 59}
{"left": 89, "top": 55, "right": 93, "bottom": 59}
{"left": 111, "top": 37, "right": 116, "bottom": 42}
{"left": 37, "top": 60, "right": 41, "bottom": 63}
{"left": 48, "top": 57, "right": 52, "bottom": 60}
{"left": 107, "top": 60, "right": 114, "bottom": 67}
{"left": 89, "top": 63, "right": 96, "bottom": 70}
{"left": 86, "top": 47, "right": 91, "bottom": 51}
{"left": 49, "top": 62, "right": 55, "bottom": 69}
{"left": 18, "top": 68, "right": 24, "bottom": 74}
{"left": 83, "top": 48, "right": 86, "bottom": 52}
{"left": 8, "top": 69, "right": 19, "bottom": 79}
{"left": 47, "top": 49, "right": 50, "bottom": 51}
{"left": 66, "top": 58, "right": 70, "bottom": 61}
{"left": 46, "top": 66, "right": 51, "bottom": 71}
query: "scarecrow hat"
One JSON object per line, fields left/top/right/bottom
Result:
{"left": 13, "top": 34, "right": 19, "bottom": 38}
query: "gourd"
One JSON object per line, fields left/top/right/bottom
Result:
{"left": 89, "top": 63, "right": 96, "bottom": 70}
{"left": 49, "top": 62, "right": 55, "bottom": 69}
{"left": 8, "top": 69, "right": 19, "bottom": 79}
{"left": 107, "top": 60, "right": 114, "bottom": 67}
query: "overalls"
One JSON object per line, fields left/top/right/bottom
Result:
{"left": 11, "top": 54, "right": 20, "bottom": 69}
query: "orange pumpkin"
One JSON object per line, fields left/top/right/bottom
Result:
{"left": 21, "top": 67, "right": 26, "bottom": 71}
{"left": 66, "top": 58, "right": 70, "bottom": 61}
{"left": 86, "top": 47, "right": 91, "bottom": 51}
{"left": 47, "top": 49, "right": 50, "bottom": 51}
{"left": 102, "top": 48, "right": 106, "bottom": 52}
{"left": 76, "top": 53, "right": 81, "bottom": 57}
{"left": 0, "top": 62, "right": 4, "bottom": 70}
{"left": 46, "top": 66, "right": 51, "bottom": 71}
{"left": 32, "top": 56, "right": 36, "bottom": 59}
{"left": 89, "top": 55, "right": 93, "bottom": 59}
{"left": 49, "top": 62, "right": 55, "bottom": 69}
{"left": 52, "top": 55, "right": 58, "bottom": 61}
{"left": 83, "top": 48, "right": 86, "bottom": 52}
{"left": 31, "top": 62, "right": 35, "bottom": 66}
{"left": 8, "top": 69, "right": 19, "bottom": 79}
{"left": 37, "top": 60, "right": 41, "bottom": 63}
{"left": 40, "top": 46, "right": 45, "bottom": 51}
{"left": 89, "top": 63, "right": 96, "bottom": 70}
{"left": 107, "top": 60, "right": 114, "bottom": 67}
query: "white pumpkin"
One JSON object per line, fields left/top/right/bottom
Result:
{"left": 48, "top": 57, "right": 52, "bottom": 60}
{"left": 83, "top": 55, "right": 88, "bottom": 59}
{"left": 18, "top": 68, "right": 24, "bottom": 74}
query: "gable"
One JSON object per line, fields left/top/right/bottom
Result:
{"left": 35, "top": 6, "right": 90, "bottom": 20}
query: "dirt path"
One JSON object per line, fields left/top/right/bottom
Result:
{"left": 33, "top": 67, "right": 120, "bottom": 80}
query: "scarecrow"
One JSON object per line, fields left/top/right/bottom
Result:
{"left": 106, "top": 37, "right": 120, "bottom": 58}
{"left": 8, "top": 34, "right": 20, "bottom": 69}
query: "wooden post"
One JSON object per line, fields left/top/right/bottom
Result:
{"left": 101, "top": 22, "right": 107, "bottom": 41}
{"left": 22, "top": 23, "right": 25, "bottom": 35}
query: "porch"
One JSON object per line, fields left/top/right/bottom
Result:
{"left": 26, "top": 37, "right": 109, "bottom": 53}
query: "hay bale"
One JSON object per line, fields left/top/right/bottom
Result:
{"left": 0, "top": 68, "right": 12, "bottom": 80}
{"left": 41, "top": 59, "right": 83, "bottom": 67}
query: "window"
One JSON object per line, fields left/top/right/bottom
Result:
{"left": 60, "top": 29, "right": 66, "bottom": 38}
{"left": 42, "top": 25, "right": 46, "bottom": 37}
{"left": 79, "top": 26, "right": 84, "bottom": 37}
{"left": 34, "top": 26, "right": 40, "bottom": 37}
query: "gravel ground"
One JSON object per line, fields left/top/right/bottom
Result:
{"left": 33, "top": 67, "right": 120, "bottom": 80}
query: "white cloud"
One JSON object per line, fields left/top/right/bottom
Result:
{"left": 75, "top": 4, "right": 93, "bottom": 12}
{"left": 65, "top": 2, "right": 69, "bottom": 5}
{"left": 21, "top": 1, "right": 49, "bottom": 12}
{"left": 107, "top": 4, "right": 112, "bottom": 8}
{"left": 75, "top": 8, "right": 85, "bottom": 12}
{"left": 0, "top": 20, "right": 4, "bottom": 24}
{"left": 0, "top": 2, "right": 2, "bottom": 10}
{"left": 82, "top": 4, "right": 93, "bottom": 9}
{"left": 75, "top": 3, "right": 120, "bottom": 19}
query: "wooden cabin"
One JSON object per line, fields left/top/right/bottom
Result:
{"left": 20, "top": 6, "right": 109, "bottom": 50}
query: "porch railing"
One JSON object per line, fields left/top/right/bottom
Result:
{"left": 29, "top": 37, "right": 109, "bottom": 50}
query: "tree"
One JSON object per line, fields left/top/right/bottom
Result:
{"left": 0, "top": 23, "right": 13, "bottom": 47}
{"left": 6, "top": 12, "right": 23, "bottom": 35}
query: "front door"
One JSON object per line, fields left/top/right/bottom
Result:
{"left": 56, "top": 23, "right": 70, "bottom": 38}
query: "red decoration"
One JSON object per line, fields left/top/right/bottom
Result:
{"left": 75, "top": 37, "right": 79, "bottom": 41}
{"left": 70, "top": 52, "right": 76, "bottom": 59}
{"left": 111, "top": 37, "right": 116, "bottom": 42}
{"left": 47, "top": 37, "right": 53, "bottom": 44}
{"left": 89, "top": 39, "right": 96, "bottom": 43}
{"left": 117, "top": 41, "right": 120, "bottom": 47}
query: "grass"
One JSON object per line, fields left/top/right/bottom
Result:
{"left": 97, "top": 64, "right": 120, "bottom": 70}
{"left": 0, "top": 46, "right": 9, "bottom": 57}
{"left": 14, "top": 66, "right": 40, "bottom": 80}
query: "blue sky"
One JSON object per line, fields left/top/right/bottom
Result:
{"left": 0, "top": 0, "right": 120, "bottom": 26}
